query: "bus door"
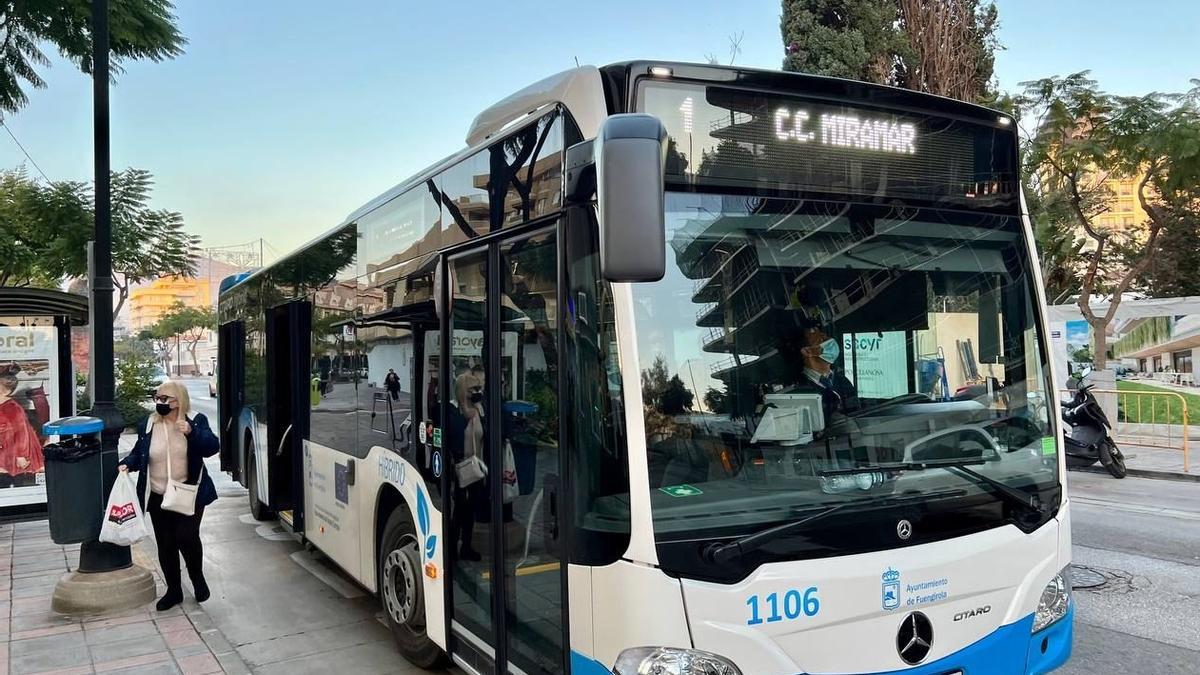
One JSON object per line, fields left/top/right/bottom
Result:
{"left": 265, "top": 299, "right": 311, "bottom": 533}
{"left": 217, "top": 320, "right": 245, "bottom": 478}
{"left": 444, "top": 228, "right": 566, "bottom": 675}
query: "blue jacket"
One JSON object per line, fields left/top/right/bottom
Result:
{"left": 119, "top": 413, "right": 220, "bottom": 510}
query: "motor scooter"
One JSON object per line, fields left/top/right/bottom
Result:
{"left": 1062, "top": 368, "right": 1127, "bottom": 478}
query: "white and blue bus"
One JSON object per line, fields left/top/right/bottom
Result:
{"left": 217, "top": 62, "right": 1072, "bottom": 675}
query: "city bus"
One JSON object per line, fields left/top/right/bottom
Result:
{"left": 216, "top": 61, "right": 1072, "bottom": 675}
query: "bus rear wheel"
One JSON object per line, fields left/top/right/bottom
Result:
{"left": 247, "top": 450, "right": 274, "bottom": 521}
{"left": 380, "top": 508, "right": 446, "bottom": 669}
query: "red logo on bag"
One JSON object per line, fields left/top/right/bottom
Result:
{"left": 108, "top": 502, "right": 138, "bottom": 525}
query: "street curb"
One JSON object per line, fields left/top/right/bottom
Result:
{"left": 1072, "top": 465, "right": 1200, "bottom": 483}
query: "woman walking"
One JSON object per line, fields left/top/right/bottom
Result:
{"left": 119, "top": 380, "right": 219, "bottom": 611}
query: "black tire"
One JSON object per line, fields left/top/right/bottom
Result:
{"left": 379, "top": 508, "right": 446, "bottom": 669}
{"left": 1100, "top": 440, "right": 1128, "bottom": 479}
{"left": 247, "top": 450, "right": 274, "bottom": 521}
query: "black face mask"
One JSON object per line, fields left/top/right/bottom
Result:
{"left": 468, "top": 391, "right": 483, "bottom": 404}
{"left": 156, "top": 402, "right": 173, "bottom": 416}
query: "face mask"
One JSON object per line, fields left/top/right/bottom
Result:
{"left": 155, "top": 402, "right": 173, "bottom": 416}
{"left": 468, "top": 391, "right": 483, "bottom": 404}
{"left": 818, "top": 338, "right": 840, "bottom": 364}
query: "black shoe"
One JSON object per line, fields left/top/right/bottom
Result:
{"left": 191, "top": 575, "right": 210, "bottom": 603}
{"left": 459, "top": 547, "right": 482, "bottom": 562}
{"left": 156, "top": 589, "right": 183, "bottom": 612}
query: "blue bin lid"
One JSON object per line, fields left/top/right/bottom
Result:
{"left": 503, "top": 400, "right": 539, "bottom": 415}
{"left": 44, "top": 416, "right": 104, "bottom": 435}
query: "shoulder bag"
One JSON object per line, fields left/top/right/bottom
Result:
{"left": 161, "top": 421, "right": 203, "bottom": 516}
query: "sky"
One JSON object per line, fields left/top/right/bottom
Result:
{"left": 2, "top": 0, "right": 1198, "bottom": 260}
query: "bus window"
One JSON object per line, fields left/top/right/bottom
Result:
{"left": 446, "top": 249, "right": 494, "bottom": 648}
{"left": 499, "top": 230, "right": 564, "bottom": 675}
{"left": 563, "top": 211, "right": 630, "bottom": 566}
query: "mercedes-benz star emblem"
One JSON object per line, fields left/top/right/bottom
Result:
{"left": 896, "top": 519, "right": 913, "bottom": 541}
{"left": 896, "top": 612, "right": 934, "bottom": 665}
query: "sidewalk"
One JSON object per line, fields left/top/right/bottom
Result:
{"left": 1076, "top": 441, "right": 1200, "bottom": 481}
{"left": 0, "top": 519, "right": 249, "bottom": 675}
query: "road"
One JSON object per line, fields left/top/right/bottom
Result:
{"left": 1060, "top": 471, "right": 1200, "bottom": 674}
{"left": 179, "top": 377, "right": 1200, "bottom": 673}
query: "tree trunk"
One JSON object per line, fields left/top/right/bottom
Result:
{"left": 1091, "top": 318, "right": 1109, "bottom": 370}
{"left": 112, "top": 278, "right": 129, "bottom": 320}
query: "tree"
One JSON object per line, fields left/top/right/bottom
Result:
{"left": 1143, "top": 200, "right": 1200, "bottom": 297}
{"left": 0, "top": 0, "right": 185, "bottom": 114}
{"left": 659, "top": 375, "right": 695, "bottom": 415}
{"left": 1027, "top": 179, "right": 1085, "bottom": 304}
{"left": 781, "top": 0, "right": 904, "bottom": 84}
{"left": 703, "top": 387, "right": 728, "bottom": 415}
{"left": 780, "top": 0, "right": 1001, "bottom": 102}
{"left": 0, "top": 169, "right": 89, "bottom": 286}
{"left": 143, "top": 321, "right": 177, "bottom": 373}
{"left": 152, "top": 301, "right": 214, "bottom": 375}
{"left": 641, "top": 355, "right": 671, "bottom": 410}
{"left": 1018, "top": 73, "right": 1200, "bottom": 368}
{"left": 114, "top": 332, "right": 155, "bottom": 362}
{"left": 1071, "top": 346, "right": 1093, "bottom": 363}
{"left": 61, "top": 169, "right": 199, "bottom": 318}
{"left": 0, "top": 168, "right": 199, "bottom": 318}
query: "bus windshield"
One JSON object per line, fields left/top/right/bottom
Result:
{"left": 630, "top": 191, "right": 1059, "bottom": 582}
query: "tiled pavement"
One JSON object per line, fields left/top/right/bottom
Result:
{"left": 0, "top": 520, "right": 250, "bottom": 675}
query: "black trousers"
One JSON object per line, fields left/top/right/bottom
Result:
{"left": 147, "top": 491, "right": 206, "bottom": 593}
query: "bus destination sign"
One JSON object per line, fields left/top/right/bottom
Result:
{"left": 773, "top": 107, "right": 917, "bottom": 155}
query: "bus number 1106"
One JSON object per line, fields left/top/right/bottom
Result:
{"left": 746, "top": 587, "right": 821, "bottom": 625}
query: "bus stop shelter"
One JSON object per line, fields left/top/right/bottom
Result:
{"left": 0, "top": 288, "right": 89, "bottom": 519}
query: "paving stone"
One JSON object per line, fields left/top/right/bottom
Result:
{"left": 93, "top": 652, "right": 172, "bottom": 674}
{"left": 8, "top": 643, "right": 92, "bottom": 673}
{"left": 84, "top": 620, "right": 161, "bottom": 645}
{"left": 86, "top": 634, "right": 168, "bottom": 666}
{"left": 98, "top": 662, "right": 181, "bottom": 675}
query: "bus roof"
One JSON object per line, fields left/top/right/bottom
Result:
{"left": 222, "top": 61, "right": 1018, "bottom": 298}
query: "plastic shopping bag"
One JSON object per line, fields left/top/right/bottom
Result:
{"left": 99, "top": 473, "right": 149, "bottom": 546}
{"left": 501, "top": 440, "right": 518, "bottom": 504}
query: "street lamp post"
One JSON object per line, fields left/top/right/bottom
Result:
{"left": 51, "top": 0, "right": 156, "bottom": 614}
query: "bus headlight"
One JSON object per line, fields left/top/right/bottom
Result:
{"left": 1032, "top": 569, "right": 1071, "bottom": 633}
{"left": 613, "top": 647, "right": 742, "bottom": 675}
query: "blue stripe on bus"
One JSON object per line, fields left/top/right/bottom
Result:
{"left": 569, "top": 608, "right": 1072, "bottom": 675}
{"left": 571, "top": 650, "right": 613, "bottom": 675}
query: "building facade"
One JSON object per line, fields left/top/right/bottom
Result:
{"left": 1112, "top": 315, "right": 1200, "bottom": 374}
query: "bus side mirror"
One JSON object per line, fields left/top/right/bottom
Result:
{"left": 594, "top": 114, "right": 667, "bottom": 282}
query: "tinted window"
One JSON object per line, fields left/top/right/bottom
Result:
{"left": 492, "top": 113, "right": 564, "bottom": 228}
{"left": 436, "top": 151, "right": 490, "bottom": 247}
{"left": 564, "top": 211, "right": 630, "bottom": 565}
{"left": 357, "top": 187, "right": 442, "bottom": 277}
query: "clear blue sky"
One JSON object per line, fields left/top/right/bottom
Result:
{"left": 2, "top": 0, "right": 1197, "bottom": 257}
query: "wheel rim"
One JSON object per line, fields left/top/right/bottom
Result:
{"left": 383, "top": 535, "right": 423, "bottom": 630}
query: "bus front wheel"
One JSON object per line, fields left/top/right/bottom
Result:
{"left": 247, "top": 450, "right": 274, "bottom": 522}
{"left": 379, "top": 508, "right": 446, "bottom": 669}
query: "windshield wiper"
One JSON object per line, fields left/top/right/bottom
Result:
{"left": 699, "top": 491, "right": 962, "bottom": 565}
{"left": 821, "top": 458, "right": 1046, "bottom": 517}
{"left": 702, "top": 504, "right": 847, "bottom": 565}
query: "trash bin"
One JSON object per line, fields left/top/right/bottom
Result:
{"left": 42, "top": 416, "right": 105, "bottom": 545}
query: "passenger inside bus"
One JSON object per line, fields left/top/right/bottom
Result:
{"left": 448, "top": 371, "right": 485, "bottom": 562}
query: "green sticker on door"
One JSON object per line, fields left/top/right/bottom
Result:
{"left": 432, "top": 428, "right": 442, "bottom": 448}
{"left": 1041, "top": 436, "right": 1056, "bottom": 456}
{"left": 659, "top": 484, "right": 703, "bottom": 498}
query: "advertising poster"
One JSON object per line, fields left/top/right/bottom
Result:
{"left": 0, "top": 323, "right": 59, "bottom": 508}
{"left": 845, "top": 331, "right": 908, "bottom": 399}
